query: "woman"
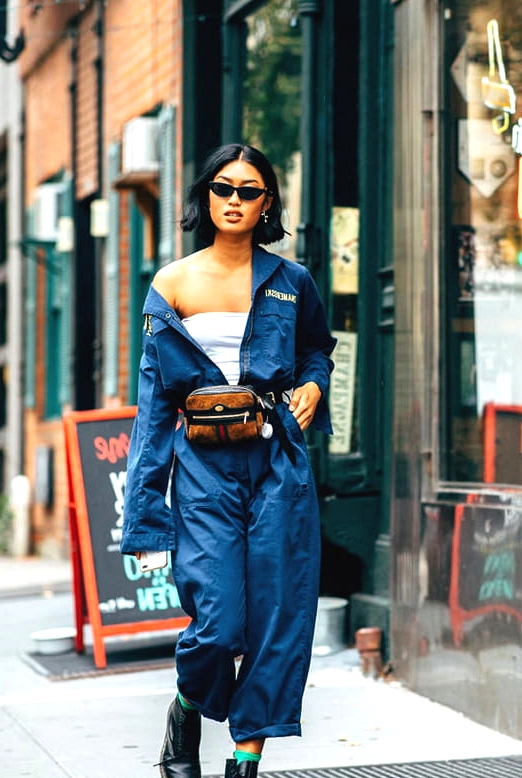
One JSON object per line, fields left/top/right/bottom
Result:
{"left": 121, "top": 144, "right": 336, "bottom": 778}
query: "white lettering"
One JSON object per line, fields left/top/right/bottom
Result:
{"left": 265, "top": 289, "right": 297, "bottom": 303}
{"left": 109, "top": 471, "right": 127, "bottom": 527}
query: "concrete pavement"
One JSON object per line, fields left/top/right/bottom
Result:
{"left": 2, "top": 555, "right": 522, "bottom": 777}
{"left": 0, "top": 554, "right": 72, "bottom": 599}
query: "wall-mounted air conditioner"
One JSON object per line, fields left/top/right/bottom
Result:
{"left": 33, "top": 183, "right": 64, "bottom": 242}
{"left": 122, "top": 116, "right": 159, "bottom": 174}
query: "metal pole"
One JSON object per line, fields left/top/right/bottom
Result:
{"left": 296, "top": 0, "right": 321, "bottom": 270}
{"left": 93, "top": 0, "right": 104, "bottom": 407}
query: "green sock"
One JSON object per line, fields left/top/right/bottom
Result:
{"left": 234, "top": 751, "right": 262, "bottom": 764}
{"left": 177, "top": 692, "right": 196, "bottom": 711}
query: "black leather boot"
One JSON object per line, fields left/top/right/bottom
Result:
{"left": 157, "top": 695, "right": 202, "bottom": 778}
{"left": 224, "top": 758, "right": 260, "bottom": 778}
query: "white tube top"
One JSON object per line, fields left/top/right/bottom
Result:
{"left": 182, "top": 311, "right": 248, "bottom": 385}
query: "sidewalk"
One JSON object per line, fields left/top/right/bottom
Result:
{"left": 0, "top": 553, "right": 72, "bottom": 598}
{"left": 2, "top": 555, "right": 522, "bottom": 777}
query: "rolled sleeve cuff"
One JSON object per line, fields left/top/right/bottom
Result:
{"left": 120, "top": 528, "right": 176, "bottom": 554}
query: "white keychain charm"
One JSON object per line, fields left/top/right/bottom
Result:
{"left": 261, "top": 421, "right": 273, "bottom": 439}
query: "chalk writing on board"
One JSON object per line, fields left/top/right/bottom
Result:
{"left": 478, "top": 550, "right": 516, "bottom": 602}
{"left": 72, "top": 413, "right": 186, "bottom": 627}
{"left": 107, "top": 470, "right": 126, "bottom": 550}
{"left": 94, "top": 433, "right": 131, "bottom": 463}
{"left": 64, "top": 407, "right": 189, "bottom": 669}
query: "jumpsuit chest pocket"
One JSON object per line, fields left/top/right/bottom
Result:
{"left": 257, "top": 297, "right": 297, "bottom": 367}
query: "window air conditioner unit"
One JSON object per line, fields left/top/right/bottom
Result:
{"left": 33, "top": 183, "right": 64, "bottom": 242}
{"left": 122, "top": 117, "right": 159, "bottom": 174}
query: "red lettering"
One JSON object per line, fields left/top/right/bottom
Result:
{"left": 94, "top": 436, "right": 109, "bottom": 460}
{"left": 93, "top": 433, "right": 130, "bottom": 463}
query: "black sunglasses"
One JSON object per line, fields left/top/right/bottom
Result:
{"left": 208, "top": 181, "right": 269, "bottom": 201}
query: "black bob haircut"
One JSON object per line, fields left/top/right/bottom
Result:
{"left": 180, "top": 144, "right": 286, "bottom": 246}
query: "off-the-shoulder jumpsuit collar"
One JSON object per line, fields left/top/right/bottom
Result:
{"left": 143, "top": 245, "right": 284, "bottom": 330}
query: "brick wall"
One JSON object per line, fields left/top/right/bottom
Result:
{"left": 24, "top": 42, "right": 71, "bottom": 197}
{"left": 104, "top": 0, "right": 181, "bottom": 142}
{"left": 18, "top": 2, "right": 80, "bottom": 80}
{"left": 76, "top": 4, "right": 99, "bottom": 200}
{"left": 23, "top": 1, "right": 183, "bottom": 557}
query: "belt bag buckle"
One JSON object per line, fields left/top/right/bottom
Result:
{"left": 184, "top": 385, "right": 264, "bottom": 445}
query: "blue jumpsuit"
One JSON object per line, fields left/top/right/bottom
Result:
{"left": 121, "top": 246, "right": 336, "bottom": 743}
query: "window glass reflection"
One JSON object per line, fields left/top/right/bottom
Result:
{"left": 242, "top": 0, "right": 301, "bottom": 259}
{"left": 444, "top": 1, "right": 522, "bottom": 484}
{"left": 328, "top": 1, "right": 360, "bottom": 455}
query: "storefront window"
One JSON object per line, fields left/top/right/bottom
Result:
{"left": 240, "top": 2, "right": 361, "bottom": 457}
{"left": 242, "top": 0, "right": 301, "bottom": 259}
{"left": 329, "top": 207, "right": 359, "bottom": 454}
{"left": 443, "top": 1, "right": 522, "bottom": 484}
{"left": 328, "top": 2, "right": 360, "bottom": 456}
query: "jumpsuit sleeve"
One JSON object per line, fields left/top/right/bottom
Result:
{"left": 120, "top": 324, "right": 178, "bottom": 554}
{"left": 295, "top": 271, "right": 337, "bottom": 434}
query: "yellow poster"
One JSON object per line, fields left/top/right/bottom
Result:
{"left": 331, "top": 207, "right": 359, "bottom": 294}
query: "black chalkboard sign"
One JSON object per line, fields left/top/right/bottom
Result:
{"left": 63, "top": 407, "right": 189, "bottom": 668}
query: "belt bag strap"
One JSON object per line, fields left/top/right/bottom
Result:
{"left": 259, "top": 392, "right": 297, "bottom": 466}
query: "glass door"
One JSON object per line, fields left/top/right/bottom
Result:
{"left": 224, "top": 0, "right": 302, "bottom": 259}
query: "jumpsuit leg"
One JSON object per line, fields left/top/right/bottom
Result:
{"left": 172, "top": 441, "right": 250, "bottom": 722}
{"left": 228, "top": 415, "right": 321, "bottom": 742}
{"left": 171, "top": 412, "right": 320, "bottom": 741}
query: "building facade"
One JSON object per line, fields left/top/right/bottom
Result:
{"left": 14, "top": 0, "right": 522, "bottom": 739}
{"left": 19, "top": 0, "right": 183, "bottom": 556}
{"left": 0, "top": 3, "right": 24, "bottom": 517}
{"left": 392, "top": 0, "right": 522, "bottom": 739}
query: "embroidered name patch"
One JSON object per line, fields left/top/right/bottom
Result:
{"left": 265, "top": 289, "right": 297, "bottom": 303}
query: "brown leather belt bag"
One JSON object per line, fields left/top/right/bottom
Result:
{"left": 184, "top": 385, "right": 264, "bottom": 445}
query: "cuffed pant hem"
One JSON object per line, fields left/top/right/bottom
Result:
{"left": 177, "top": 690, "right": 228, "bottom": 724}
{"left": 230, "top": 722, "right": 302, "bottom": 742}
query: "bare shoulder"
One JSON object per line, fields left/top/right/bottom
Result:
{"left": 152, "top": 252, "right": 202, "bottom": 307}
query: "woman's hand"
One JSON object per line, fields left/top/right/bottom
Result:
{"left": 288, "top": 382, "right": 322, "bottom": 431}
